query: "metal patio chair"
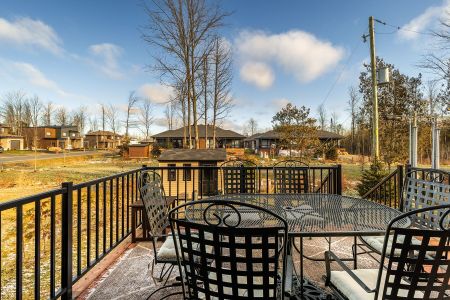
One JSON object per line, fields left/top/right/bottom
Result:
{"left": 220, "top": 160, "right": 258, "bottom": 194}
{"left": 357, "top": 168, "right": 450, "bottom": 261}
{"left": 140, "top": 178, "right": 178, "bottom": 286}
{"left": 169, "top": 199, "right": 289, "bottom": 299}
{"left": 325, "top": 204, "right": 450, "bottom": 300}
{"left": 273, "top": 160, "right": 309, "bottom": 194}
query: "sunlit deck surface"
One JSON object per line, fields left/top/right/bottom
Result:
{"left": 80, "top": 237, "right": 379, "bottom": 299}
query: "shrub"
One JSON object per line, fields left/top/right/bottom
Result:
{"left": 356, "top": 160, "right": 389, "bottom": 196}
{"left": 325, "top": 147, "right": 338, "bottom": 160}
{"left": 151, "top": 144, "right": 162, "bottom": 158}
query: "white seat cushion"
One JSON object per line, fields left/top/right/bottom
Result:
{"left": 157, "top": 233, "right": 214, "bottom": 261}
{"left": 330, "top": 268, "right": 423, "bottom": 300}
{"left": 361, "top": 235, "right": 421, "bottom": 256}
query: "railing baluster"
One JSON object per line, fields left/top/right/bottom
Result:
{"left": 103, "top": 181, "right": 107, "bottom": 254}
{"left": 77, "top": 189, "right": 82, "bottom": 276}
{"left": 50, "top": 195, "right": 55, "bottom": 299}
{"left": 34, "top": 200, "right": 41, "bottom": 299}
{"left": 110, "top": 179, "right": 113, "bottom": 249}
{"left": 16, "top": 205, "right": 23, "bottom": 300}
{"left": 126, "top": 174, "right": 130, "bottom": 232}
{"left": 116, "top": 177, "right": 119, "bottom": 244}
{"left": 95, "top": 183, "right": 99, "bottom": 260}
{"left": 87, "top": 186, "right": 91, "bottom": 266}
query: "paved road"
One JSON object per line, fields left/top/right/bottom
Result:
{"left": 0, "top": 151, "right": 110, "bottom": 163}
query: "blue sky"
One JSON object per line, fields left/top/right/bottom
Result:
{"left": 0, "top": 0, "right": 447, "bottom": 135}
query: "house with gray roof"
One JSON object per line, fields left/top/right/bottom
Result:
{"left": 153, "top": 125, "right": 245, "bottom": 149}
{"left": 244, "top": 129, "right": 345, "bottom": 155}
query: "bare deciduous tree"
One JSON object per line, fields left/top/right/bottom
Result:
{"left": 1, "top": 91, "right": 27, "bottom": 135}
{"left": 55, "top": 107, "right": 70, "bottom": 126}
{"left": 142, "top": 0, "right": 228, "bottom": 149}
{"left": 106, "top": 104, "right": 120, "bottom": 147}
{"left": 72, "top": 106, "right": 88, "bottom": 134}
{"left": 211, "top": 37, "right": 233, "bottom": 148}
{"left": 245, "top": 118, "right": 258, "bottom": 136}
{"left": 138, "top": 98, "right": 154, "bottom": 139}
{"left": 42, "top": 101, "right": 54, "bottom": 126}
{"left": 317, "top": 103, "right": 327, "bottom": 130}
{"left": 347, "top": 87, "right": 359, "bottom": 153}
{"left": 124, "top": 91, "right": 139, "bottom": 138}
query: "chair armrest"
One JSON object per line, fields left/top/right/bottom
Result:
{"left": 325, "top": 251, "right": 376, "bottom": 294}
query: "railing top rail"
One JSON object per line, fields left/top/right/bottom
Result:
{"left": 362, "top": 167, "right": 401, "bottom": 199}
{"left": 72, "top": 167, "right": 145, "bottom": 189}
{"left": 0, "top": 187, "right": 65, "bottom": 211}
{"left": 144, "top": 165, "right": 340, "bottom": 170}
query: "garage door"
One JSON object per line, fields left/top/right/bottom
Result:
{"left": 10, "top": 140, "right": 21, "bottom": 150}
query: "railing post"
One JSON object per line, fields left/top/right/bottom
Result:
{"left": 61, "top": 182, "right": 73, "bottom": 300}
{"left": 397, "top": 165, "right": 404, "bottom": 210}
{"left": 336, "top": 164, "right": 342, "bottom": 195}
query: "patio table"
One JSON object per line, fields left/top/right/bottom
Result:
{"left": 199, "top": 193, "right": 409, "bottom": 299}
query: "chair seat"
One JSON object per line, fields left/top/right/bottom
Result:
{"left": 157, "top": 233, "right": 214, "bottom": 261}
{"left": 360, "top": 234, "right": 421, "bottom": 256}
{"left": 330, "top": 268, "right": 423, "bottom": 300}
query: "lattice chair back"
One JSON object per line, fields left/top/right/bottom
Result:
{"left": 402, "top": 169, "right": 450, "bottom": 230}
{"left": 141, "top": 179, "right": 169, "bottom": 238}
{"left": 220, "top": 160, "right": 258, "bottom": 194}
{"left": 273, "top": 160, "right": 309, "bottom": 194}
{"left": 138, "top": 169, "right": 161, "bottom": 192}
{"left": 169, "top": 200, "right": 288, "bottom": 300}
{"left": 376, "top": 204, "right": 450, "bottom": 299}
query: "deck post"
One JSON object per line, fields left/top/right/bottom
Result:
{"left": 61, "top": 181, "right": 73, "bottom": 300}
{"left": 336, "top": 164, "right": 342, "bottom": 195}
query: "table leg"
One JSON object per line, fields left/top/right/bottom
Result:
{"left": 300, "top": 236, "right": 304, "bottom": 297}
{"left": 284, "top": 237, "right": 293, "bottom": 296}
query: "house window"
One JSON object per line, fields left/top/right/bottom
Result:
{"left": 0, "top": 128, "right": 4, "bottom": 133}
{"left": 168, "top": 164, "right": 176, "bottom": 181}
{"left": 62, "top": 132, "right": 67, "bottom": 137}
{"left": 183, "top": 164, "right": 191, "bottom": 181}
{"left": 71, "top": 133, "right": 76, "bottom": 137}
{"left": 261, "top": 139, "right": 270, "bottom": 148}
{"left": 46, "top": 132, "right": 51, "bottom": 136}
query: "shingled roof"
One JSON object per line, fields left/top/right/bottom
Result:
{"left": 245, "top": 129, "right": 344, "bottom": 141}
{"left": 153, "top": 125, "right": 245, "bottom": 139}
{"left": 158, "top": 148, "right": 227, "bottom": 162}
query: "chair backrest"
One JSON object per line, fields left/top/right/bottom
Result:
{"left": 169, "top": 200, "right": 288, "bottom": 300}
{"left": 138, "top": 169, "right": 161, "bottom": 191}
{"left": 377, "top": 205, "right": 450, "bottom": 299}
{"left": 140, "top": 178, "right": 169, "bottom": 237}
{"left": 220, "top": 160, "right": 257, "bottom": 194}
{"left": 402, "top": 169, "right": 450, "bottom": 230}
{"left": 273, "top": 160, "right": 309, "bottom": 193}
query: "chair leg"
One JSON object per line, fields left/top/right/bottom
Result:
{"left": 146, "top": 281, "right": 183, "bottom": 300}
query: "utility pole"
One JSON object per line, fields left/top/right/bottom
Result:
{"left": 369, "top": 16, "right": 380, "bottom": 161}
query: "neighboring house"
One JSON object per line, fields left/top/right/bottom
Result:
{"left": 0, "top": 124, "right": 24, "bottom": 150}
{"left": 22, "top": 126, "right": 82, "bottom": 150}
{"left": 158, "top": 148, "right": 227, "bottom": 197}
{"left": 153, "top": 125, "right": 245, "bottom": 149}
{"left": 244, "top": 129, "right": 345, "bottom": 155}
{"left": 84, "top": 130, "right": 122, "bottom": 149}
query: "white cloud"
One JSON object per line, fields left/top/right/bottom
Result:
{"left": 89, "top": 43, "right": 124, "bottom": 79}
{"left": 0, "top": 17, "right": 63, "bottom": 54}
{"left": 239, "top": 62, "right": 275, "bottom": 89}
{"left": 399, "top": 0, "right": 450, "bottom": 40}
{"left": 12, "top": 62, "right": 71, "bottom": 97}
{"left": 137, "top": 83, "right": 174, "bottom": 104}
{"left": 236, "top": 30, "right": 344, "bottom": 86}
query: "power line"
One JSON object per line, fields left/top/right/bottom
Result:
{"left": 318, "top": 38, "right": 363, "bottom": 107}
{"left": 374, "top": 18, "right": 435, "bottom": 37}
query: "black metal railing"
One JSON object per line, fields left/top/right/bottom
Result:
{"left": 0, "top": 164, "right": 341, "bottom": 299}
{"left": 362, "top": 165, "right": 450, "bottom": 210}
{"left": 362, "top": 165, "right": 404, "bottom": 209}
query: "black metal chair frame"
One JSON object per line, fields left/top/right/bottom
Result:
{"left": 273, "top": 160, "right": 309, "bottom": 194}
{"left": 325, "top": 204, "right": 450, "bottom": 299}
{"left": 140, "top": 178, "right": 179, "bottom": 294}
{"left": 169, "top": 199, "right": 289, "bottom": 300}
{"left": 220, "top": 160, "right": 258, "bottom": 194}
{"left": 356, "top": 168, "right": 450, "bottom": 263}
